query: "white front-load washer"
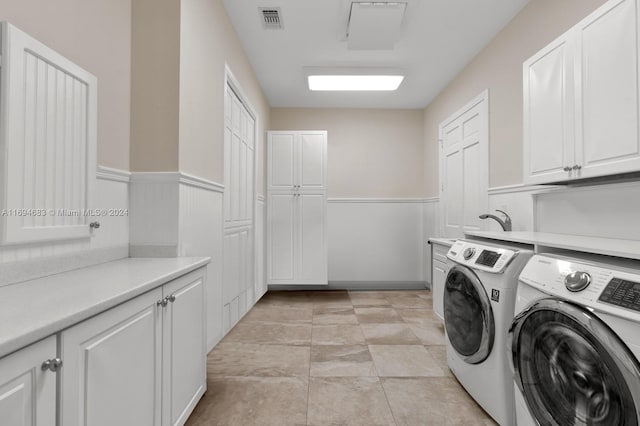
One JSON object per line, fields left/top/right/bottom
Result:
{"left": 444, "top": 239, "right": 534, "bottom": 425}
{"left": 510, "top": 253, "right": 640, "bottom": 426}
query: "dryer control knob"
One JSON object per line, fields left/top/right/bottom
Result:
{"left": 463, "top": 247, "right": 476, "bottom": 260}
{"left": 564, "top": 271, "right": 591, "bottom": 292}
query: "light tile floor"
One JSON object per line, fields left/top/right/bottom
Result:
{"left": 186, "top": 290, "right": 498, "bottom": 426}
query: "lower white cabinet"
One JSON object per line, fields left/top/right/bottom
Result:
{"left": 0, "top": 336, "right": 57, "bottom": 426}
{"left": 161, "top": 272, "right": 206, "bottom": 426}
{"left": 59, "top": 268, "right": 206, "bottom": 426}
{"left": 430, "top": 242, "right": 451, "bottom": 321}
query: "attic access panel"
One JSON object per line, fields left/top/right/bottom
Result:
{"left": 347, "top": 2, "right": 407, "bottom": 50}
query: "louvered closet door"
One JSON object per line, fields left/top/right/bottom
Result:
{"left": 223, "top": 84, "right": 255, "bottom": 332}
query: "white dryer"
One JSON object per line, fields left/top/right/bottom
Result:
{"left": 510, "top": 253, "right": 640, "bottom": 426}
{"left": 444, "top": 239, "right": 534, "bottom": 425}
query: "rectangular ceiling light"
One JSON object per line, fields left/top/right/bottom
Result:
{"left": 307, "top": 75, "right": 404, "bottom": 91}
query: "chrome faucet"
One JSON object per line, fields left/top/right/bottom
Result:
{"left": 479, "top": 209, "right": 512, "bottom": 231}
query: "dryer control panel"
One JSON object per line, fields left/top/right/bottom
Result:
{"left": 519, "top": 254, "right": 640, "bottom": 321}
{"left": 447, "top": 240, "right": 518, "bottom": 274}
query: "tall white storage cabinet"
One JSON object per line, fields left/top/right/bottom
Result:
{"left": 267, "top": 131, "right": 328, "bottom": 286}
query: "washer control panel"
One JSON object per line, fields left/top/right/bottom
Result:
{"left": 598, "top": 278, "right": 640, "bottom": 312}
{"left": 519, "top": 254, "right": 640, "bottom": 321}
{"left": 447, "top": 240, "right": 517, "bottom": 273}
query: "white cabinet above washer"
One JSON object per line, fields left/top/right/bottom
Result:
{"left": 523, "top": 0, "right": 640, "bottom": 184}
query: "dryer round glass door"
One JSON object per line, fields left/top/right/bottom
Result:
{"left": 509, "top": 298, "right": 640, "bottom": 426}
{"left": 443, "top": 265, "right": 494, "bottom": 364}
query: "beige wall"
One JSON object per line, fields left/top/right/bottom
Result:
{"left": 423, "top": 0, "right": 608, "bottom": 196}
{"left": 130, "top": 0, "right": 180, "bottom": 173}
{"left": 271, "top": 109, "right": 425, "bottom": 198}
{"left": 178, "top": 0, "right": 270, "bottom": 187}
{"left": 130, "top": 0, "right": 270, "bottom": 186}
{"left": 0, "top": 0, "right": 131, "bottom": 170}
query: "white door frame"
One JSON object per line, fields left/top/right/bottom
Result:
{"left": 223, "top": 65, "right": 260, "bottom": 306}
{"left": 438, "top": 89, "right": 489, "bottom": 237}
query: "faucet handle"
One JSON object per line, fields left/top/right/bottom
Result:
{"left": 495, "top": 209, "right": 512, "bottom": 225}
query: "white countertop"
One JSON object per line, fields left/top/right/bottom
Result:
{"left": 428, "top": 237, "right": 456, "bottom": 247}
{"left": 0, "top": 257, "right": 210, "bottom": 358}
{"left": 465, "top": 231, "right": 640, "bottom": 261}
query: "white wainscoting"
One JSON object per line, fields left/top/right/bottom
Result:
{"left": 0, "top": 166, "right": 130, "bottom": 286}
{"left": 535, "top": 180, "right": 640, "bottom": 240}
{"left": 423, "top": 197, "right": 440, "bottom": 286}
{"left": 129, "top": 173, "right": 180, "bottom": 256}
{"left": 178, "top": 181, "right": 224, "bottom": 351}
{"left": 327, "top": 198, "right": 426, "bottom": 285}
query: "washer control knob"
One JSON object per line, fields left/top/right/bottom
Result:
{"left": 463, "top": 247, "right": 476, "bottom": 260}
{"left": 565, "top": 271, "right": 591, "bottom": 292}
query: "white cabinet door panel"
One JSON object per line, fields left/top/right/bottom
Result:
{"left": 268, "top": 134, "right": 296, "bottom": 190}
{"left": 0, "top": 337, "right": 56, "bottom": 426}
{"left": 299, "top": 193, "right": 327, "bottom": 284}
{"left": 60, "top": 289, "right": 162, "bottom": 426}
{"left": 268, "top": 193, "right": 296, "bottom": 282}
{"left": 576, "top": 0, "right": 640, "bottom": 178}
{"left": 299, "top": 133, "right": 327, "bottom": 189}
{"left": 523, "top": 36, "right": 574, "bottom": 184}
{"left": 162, "top": 271, "right": 206, "bottom": 426}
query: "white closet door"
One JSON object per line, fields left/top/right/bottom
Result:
{"left": 223, "top": 83, "right": 256, "bottom": 332}
{"left": 439, "top": 92, "right": 489, "bottom": 238}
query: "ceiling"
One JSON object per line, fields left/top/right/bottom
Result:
{"left": 222, "top": 0, "right": 531, "bottom": 109}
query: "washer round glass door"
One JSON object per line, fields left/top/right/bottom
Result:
{"left": 443, "top": 265, "right": 494, "bottom": 364}
{"left": 510, "top": 299, "right": 640, "bottom": 426}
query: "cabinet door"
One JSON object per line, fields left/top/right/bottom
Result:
{"left": 523, "top": 33, "right": 575, "bottom": 184}
{"left": 162, "top": 270, "right": 206, "bottom": 426}
{"left": 267, "top": 132, "right": 296, "bottom": 191}
{"left": 0, "top": 337, "right": 56, "bottom": 426}
{"left": 298, "top": 192, "right": 328, "bottom": 285}
{"left": 267, "top": 193, "right": 297, "bottom": 284}
{"left": 60, "top": 288, "right": 162, "bottom": 426}
{"left": 431, "top": 260, "right": 447, "bottom": 321}
{"left": 298, "top": 132, "right": 327, "bottom": 190}
{"left": 574, "top": 0, "right": 640, "bottom": 178}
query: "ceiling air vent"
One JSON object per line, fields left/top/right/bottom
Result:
{"left": 259, "top": 7, "right": 283, "bottom": 29}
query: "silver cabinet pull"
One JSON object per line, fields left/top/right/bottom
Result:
{"left": 563, "top": 166, "right": 572, "bottom": 172}
{"left": 572, "top": 164, "right": 582, "bottom": 170}
{"left": 167, "top": 295, "right": 176, "bottom": 303}
{"left": 42, "top": 358, "right": 63, "bottom": 372}
{"left": 157, "top": 298, "right": 168, "bottom": 307}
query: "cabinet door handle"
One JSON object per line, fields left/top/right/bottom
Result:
{"left": 42, "top": 358, "right": 63, "bottom": 372}
{"left": 572, "top": 164, "right": 582, "bottom": 170}
{"left": 563, "top": 166, "right": 572, "bottom": 172}
{"left": 157, "top": 297, "right": 168, "bottom": 307}
{"left": 167, "top": 295, "right": 176, "bottom": 303}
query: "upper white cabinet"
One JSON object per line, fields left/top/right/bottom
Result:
{"left": 0, "top": 22, "right": 97, "bottom": 244}
{"left": 267, "top": 131, "right": 327, "bottom": 191}
{"left": 0, "top": 337, "right": 57, "bottom": 426}
{"left": 523, "top": 0, "right": 640, "bottom": 184}
{"left": 267, "top": 131, "right": 328, "bottom": 286}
